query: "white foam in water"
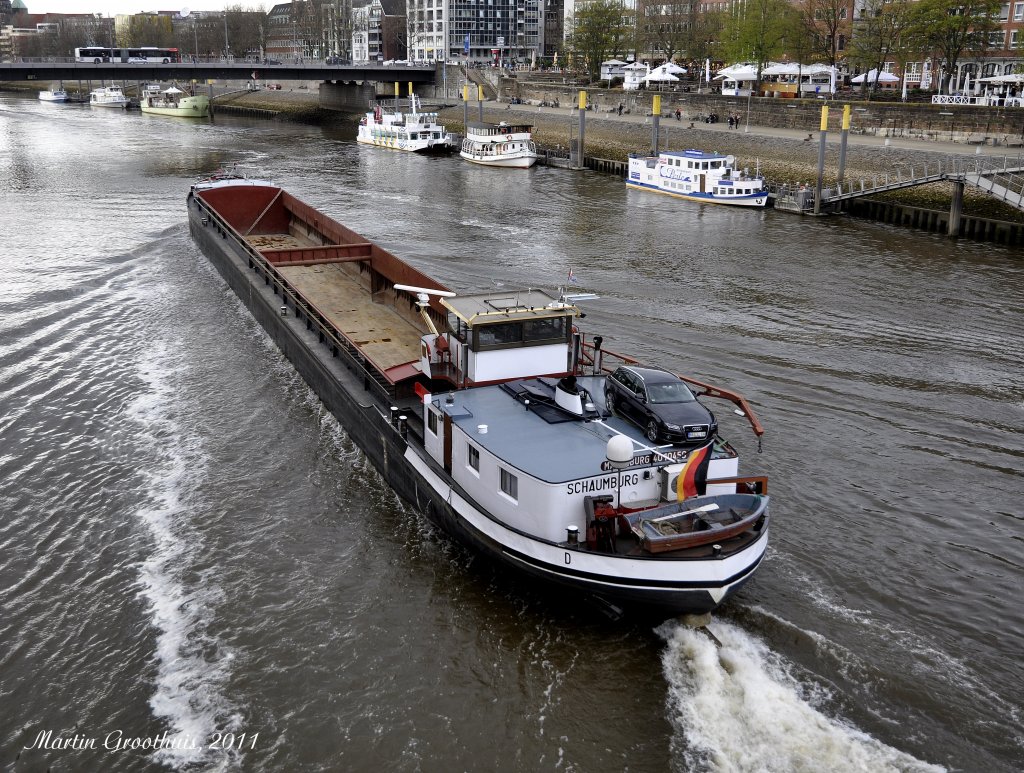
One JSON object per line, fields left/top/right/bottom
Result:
{"left": 128, "top": 343, "right": 241, "bottom": 770}
{"left": 657, "top": 620, "right": 946, "bottom": 773}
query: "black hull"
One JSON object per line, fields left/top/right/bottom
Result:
{"left": 187, "top": 193, "right": 764, "bottom": 617}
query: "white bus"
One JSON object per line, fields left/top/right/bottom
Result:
{"left": 74, "top": 47, "right": 180, "bottom": 64}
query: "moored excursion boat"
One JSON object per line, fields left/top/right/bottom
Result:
{"left": 39, "top": 87, "right": 69, "bottom": 102}
{"left": 460, "top": 121, "right": 540, "bottom": 168}
{"left": 357, "top": 95, "right": 455, "bottom": 153}
{"left": 627, "top": 149, "right": 769, "bottom": 207}
{"left": 140, "top": 86, "right": 210, "bottom": 118}
{"left": 187, "top": 179, "right": 771, "bottom": 617}
{"left": 89, "top": 85, "right": 129, "bottom": 108}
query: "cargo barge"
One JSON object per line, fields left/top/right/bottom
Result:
{"left": 187, "top": 177, "right": 771, "bottom": 617}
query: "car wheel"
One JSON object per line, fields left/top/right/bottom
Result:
{"left": 645, "top": 420, "right": 660, "bottom": 443}
{"left": 604, "top": 388, "right": 616, "bottom": 413}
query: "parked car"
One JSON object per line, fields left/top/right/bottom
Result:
{"left": 263, "top": 58, "right": 281, "bottom": 65}
{"left": 604, "top": 366, "right": 717, "bottom": 445}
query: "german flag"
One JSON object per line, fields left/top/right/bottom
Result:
{"left": 676, "top": 441, "right": 714, "bottom": 501}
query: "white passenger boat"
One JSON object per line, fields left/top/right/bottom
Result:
{"left": 357, "top": 95, "right": 455, "bottom": 153}
{"left": 39, "top": 88, "right": 69, "bottom": 102}
{"left": 89, "top": 85, "right": 129, "bottom": 108}
{"left": 188, "top": 181, "right": 772, "bottom": 618}
{"left": 460, "top": 121, "right": 540, "bottom": 168}
{"left": 140, "top": 86, "right": 210, "bottom": 118}
{"left": 627, "top": 149, "right": 769, "bottom": 207}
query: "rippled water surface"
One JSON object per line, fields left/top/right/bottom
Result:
{"left": 1, "top": 93, "right": 1021, "bottom": 773}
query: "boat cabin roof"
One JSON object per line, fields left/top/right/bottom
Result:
{"left": 663, "top": 149, "right": 729, "bottom": 161}
{"left": 442, "top": 289, "right": 578, "bottom": 327}
{"left": 466, "top": 122, "right": 534, "bottom": 135}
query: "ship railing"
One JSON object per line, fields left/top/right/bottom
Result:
{"left": 705, "top": 475, "right": 768, "bottom": 495}
{"left": 578, "top": 337, "right": 765, "bottom": 443}
{"left": 194, "top": 197, "right": 397, "bottom": 404}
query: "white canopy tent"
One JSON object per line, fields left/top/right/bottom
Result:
{"left": 716, "top": 64, "right": 759, "bottom": 97}
{"left": 851, "top": 69, "right": 899, "bottom": 85}
{"left": 655, "top": 62, "right": 687, "bottom": 75}
{"left": 645, "top": 63, "right": 686, "bottom": 86}
{"left": 600, "top": 58, "right": 629, "bottom": 82}
{"left": 644, "top": 69, "right": 680, "bottom": 89}
{"left": 622, "top": 62, "right": 650, "bottom": 91}
{"left": 979, "top": 73, "right": 1024, "bottom": 84}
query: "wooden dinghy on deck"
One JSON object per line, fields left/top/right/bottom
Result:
{"left": 625, "top": 493, "right": 769, "bottom": 554}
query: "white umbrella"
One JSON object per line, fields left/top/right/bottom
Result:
{"left": 163, "top": 86, "right": 185, "bottom": 94}
{"left": 963, "top": 72, "right": 971, "bottom": 95}
{"left": 901, "top": 75, "right": 908, "bottom": 101}
{"left": 645, "top": 71, "right": 679, "bottom": 83}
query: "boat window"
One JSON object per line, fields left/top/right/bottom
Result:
{"left": 523, "top": 316, "right": 567, "bottom": 343}
{"left": 499, "top": 468, "right": 518, "bottom": 501}
{"left": 468, "top": 444, "right": 480, "bottom": 471}
{"left": 427, "top": 409, "right": 438, "bottom": 435}
{"left": 448, "top": 314, "right": 469, "bottom": 343}
{"left": 475, "top": 321, "right": 522, "bottom": 349}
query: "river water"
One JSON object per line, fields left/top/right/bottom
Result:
{"left": 0, "top": 93, "right": 1021, "bottom": 773}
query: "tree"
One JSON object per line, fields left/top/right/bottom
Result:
{"left": 848, "top": 0, "right": 914, "bottom": 97}
{"left": 797, "top": 0, "right": 850, "bottom": 69}
{"left": 567, "top": 0, "right": 632, "bottom": 82}
{"left": 120, "top": 14, "right": 175, "bottom": 47}
{"left": 639, "top": 0, "right": 694, "bottom": 63}
{"left": 682, "top": 8, "right": 723, "bottom": 67}
{"left": 718, "top": 0, "right": 795, "bottom": 92}
{"left": 906, "top": 0, "right": 1001, "bottom": 92}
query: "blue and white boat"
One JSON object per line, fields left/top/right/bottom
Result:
{"left": 627, "top": 149, "right": 768, "bottom": 207}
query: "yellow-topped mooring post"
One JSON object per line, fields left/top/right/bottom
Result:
{"left": 394, "top": 81, "right": 399, "bottom": 109}
{"left": 576, "top": 90, "right": 587, "bottom": 168}
{"left": 814, "top": 105, "right": 829, "bottom": 214}
{"left": 463, "top": 84, "right": 469, "bottom": 129}
{"left": 837, "top": 104, "right": 852, "bottom": 187}
{"left": 478, "top": 84, "right": 485, "bottom": 122}
{"left": 652, "top": 95, "right": 662, "bottom": 155}
{"left": 207, "top": 78, "right": 215, "bottom": 120}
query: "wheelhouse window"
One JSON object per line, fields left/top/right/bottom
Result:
{"left": 427, "top": 410, "right": 438, "bottom": 435}
{"left": 468, "top": 444, "right": 479, "bottom": 471}
{"left": 523, "top": 316, "right": 567, "bottom": 344}
{"left": 472, "top": 315, "right": 571, "bottom": 351}
{"left": 476, "top": 321, "right": 522, "bottom": 348}
{"left": 499, "top": 468, "right": 518, "bottom": 500}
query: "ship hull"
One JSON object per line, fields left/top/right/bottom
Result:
{"left": 187, "top": 189, "right": 766, "bottom": 617}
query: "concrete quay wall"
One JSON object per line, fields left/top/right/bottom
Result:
{"left": 505, "top": 80, "right": 1024, "bottom": 147}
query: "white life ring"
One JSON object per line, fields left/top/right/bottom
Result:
{"left": 506, "top": 134, "right": 513, "bottom": 140}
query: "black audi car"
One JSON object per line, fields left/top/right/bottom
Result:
{"left": 604, "top": 366, "right": 718, "bottom": 445}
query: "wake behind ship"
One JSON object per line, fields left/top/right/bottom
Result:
{"left": 187, "top": 176, "right": 771, "bottom": 617}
